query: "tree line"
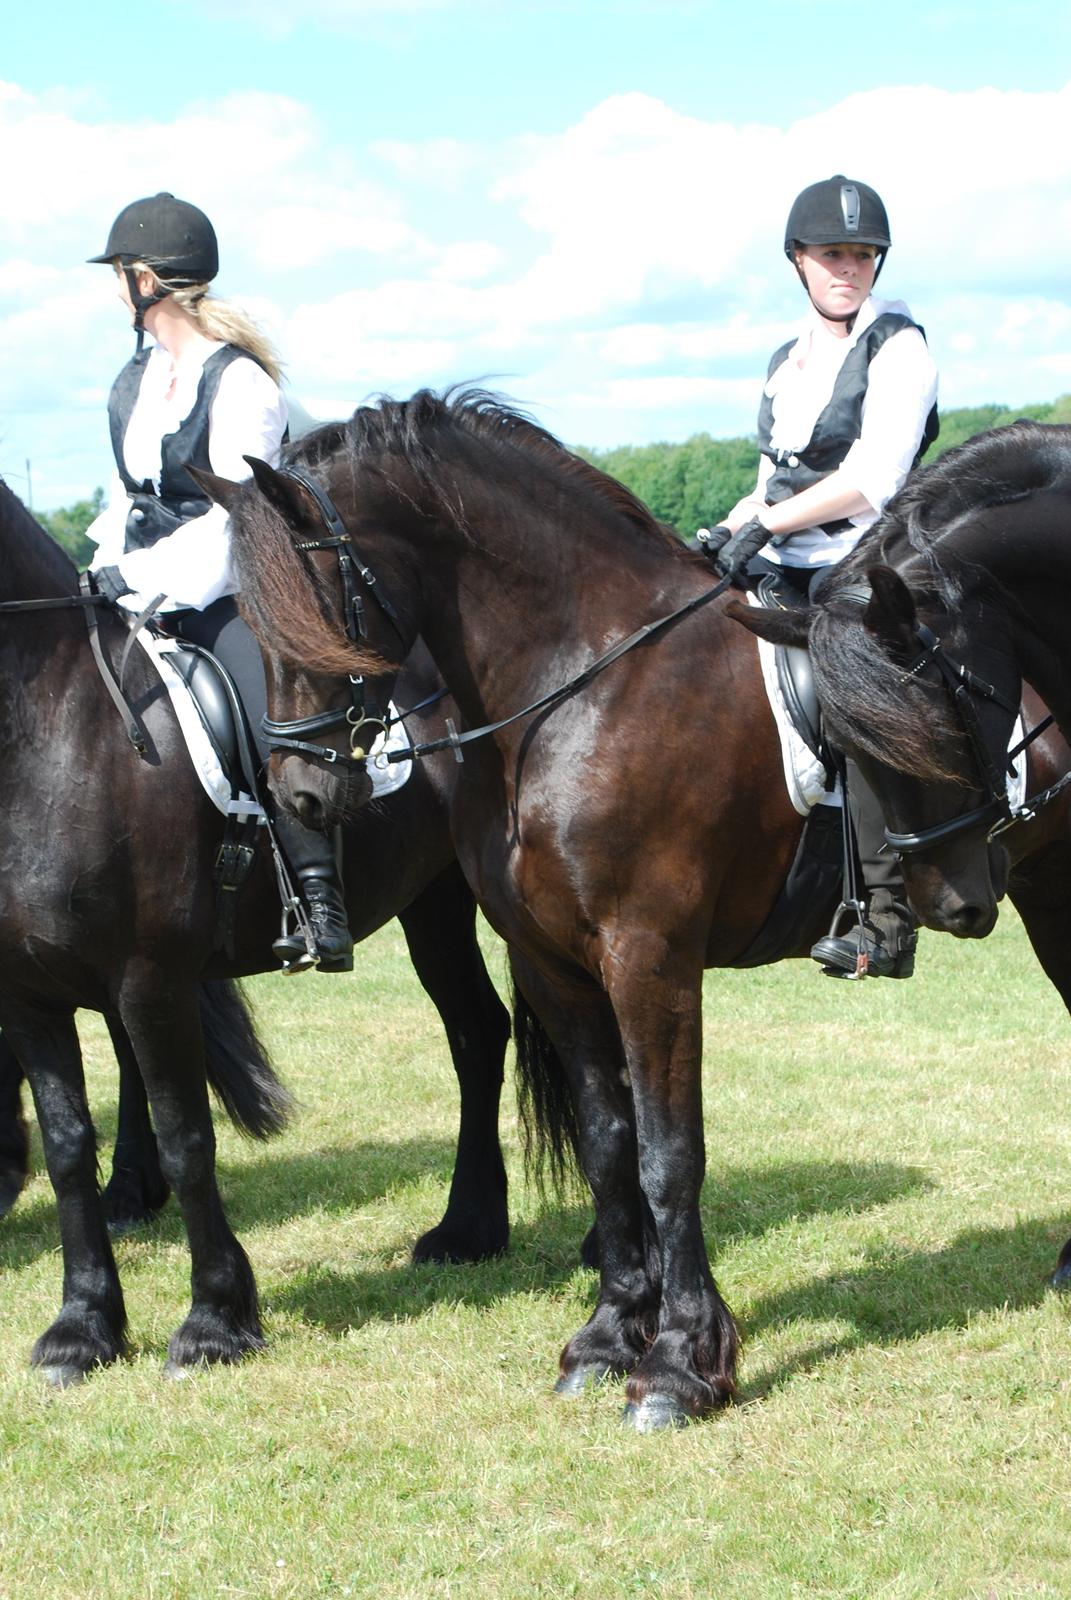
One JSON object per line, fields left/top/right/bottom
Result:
{"left": 35, "top": 394, "right": 1071, "bottom": 566}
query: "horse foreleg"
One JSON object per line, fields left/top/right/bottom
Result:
{"left": 0, "top": 1001, "right": 126, "bottom": 1384}
{"left": 117, "top": 969, "right": 262, "bottom": 1372}
{"left": 399, "top": 866, "right": 511, "bottom": 1264}
{"left": 0, "top": 1031, "right": 29, "bottom": 1217}
{"left": 509, "top": 949, "right": 658, "bottom": 1394}
{"left": 101, "top": 1014, "right": 171, "bottom": 1233}
{"left": 1007, "top": 859, "right": 1071, "bottom": 1288}
{"left": 607, "top": 950, "right": 738, "bottom": 1429}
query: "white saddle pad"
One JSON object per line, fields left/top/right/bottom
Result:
{"left": 136, "top": 630, "right": 412, "bottom": 818}
{"left": 745, "top": 593, "right": 1028, "bottom": 818}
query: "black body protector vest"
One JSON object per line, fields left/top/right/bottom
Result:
{"left": 756, "top": 312, "right": 940, "bottom": 535}
{"left": 108, "top": 344, "right": 252, "bottom": 553}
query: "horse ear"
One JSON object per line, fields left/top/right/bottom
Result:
{"left": 864, "top": 565, "right": 918, "bottom": 660}
{"left": 242, "top": 455, "right": 317, "bottom": 527}
{"left": 187, "top": 465, "right": 243, "bottom": 512}
{"left": 726, "top": 599, "right": 813, "bottom": 649}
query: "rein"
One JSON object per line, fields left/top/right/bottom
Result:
{"left": 260, "top": 467, "right": 732, "bottom": 770}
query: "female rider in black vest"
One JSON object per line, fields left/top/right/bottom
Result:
{"left": 709, "top": 176, "right": 939, "bottom": 979}
{"left": 85, "top": 192, "right": 352, "bottom": 972}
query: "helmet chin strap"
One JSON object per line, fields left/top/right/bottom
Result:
{"left": 123, "top": 266, "right": 172, "bottom": 359}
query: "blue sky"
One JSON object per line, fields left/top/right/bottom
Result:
{"left": 4, "top": 0, "right": 1071, "bottom": 508}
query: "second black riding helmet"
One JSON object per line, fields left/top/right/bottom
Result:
{"left": 784, "top": 174, "right": 890, "bottom": 280}
{"left": 87, "top": 192, "right": 219, "bottom": 285}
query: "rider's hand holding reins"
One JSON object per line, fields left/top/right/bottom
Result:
{"left": 92, "top": 565, "right": 133, "bottom": 607}
{"left": 714, "top": 517, "right": 770, "bottom": 584}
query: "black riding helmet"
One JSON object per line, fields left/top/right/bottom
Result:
{"left": 88, "top": 192, "right": 218, "bottom": 353}
{"left": 784, "top": 175, "right": 890, "bottom": 288}
{"left": 88, "top": 192, "right": 219, "bottom": 282}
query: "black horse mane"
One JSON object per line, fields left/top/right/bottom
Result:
{"left": 231, "top": 386, "right": 695, "bottom": 675}
{"left": 809, "top": 421, "right": 1071, "bottom": 781}
{"left": 293, "top": 385, "right": 686, "bottom": 552}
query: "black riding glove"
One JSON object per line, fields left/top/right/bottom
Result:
{"left": 714, "top": 517, "right": 771, "bottom": 584}
{"left": 695, "top": 523, "right": 732, "bottom": 561}
{"left": 92, "top": 565, "right": 133, "bottom": 606}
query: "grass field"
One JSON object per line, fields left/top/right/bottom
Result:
{"left": 1, "top": 907, "right": 1069, "bottom": 1599}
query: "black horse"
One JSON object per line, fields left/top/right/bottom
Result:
{"left": 200, "top": 392, "right": 1071, "bottom": 1425}
{"left": 736, "top": 421, "right": 1071, "bottom": 1284}
{"left": 0, "top": 476, "right": 509, "bottom": 1384}
{"left": 735, "top": 422, "right": 1071, "bottom": 946}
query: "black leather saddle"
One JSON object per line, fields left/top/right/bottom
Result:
{"left": 753, "top": 572, "right": 822, "bottom": 760}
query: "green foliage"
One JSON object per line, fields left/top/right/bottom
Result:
{"left": 34, "top": 486, "right": 104, "bottom": 569}
{"left": 579, "top": 393, "right": 1071, "bottom": 535}
{"left": 577, "top": 433, "right": 757, "bottom": 534}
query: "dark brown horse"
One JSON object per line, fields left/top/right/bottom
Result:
{"left": 201, "top": 393, "right": 1071, "bottom": 1425}
{"left": 0, "top": 474, "right": 508, "bottom": 1385}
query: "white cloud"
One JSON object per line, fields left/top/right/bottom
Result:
{"left": 4, "top": 77, "right": 1071, "bottom": 499}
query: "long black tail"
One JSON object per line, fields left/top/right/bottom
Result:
{"left": 199, "top": 980, "right": 293, "bottom": 1140}
{"left": 511, "top": 983, "right": 582, "bottom": 1197}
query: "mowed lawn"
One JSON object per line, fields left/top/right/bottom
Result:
{"left": 1, "top": 905, "right": 1069, "bottom": 1599}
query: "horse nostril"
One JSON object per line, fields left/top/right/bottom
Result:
{"left": 293, "top": 792, "right": 324, "bottom": 829}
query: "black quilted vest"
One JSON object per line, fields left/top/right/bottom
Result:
{"left": 756, "top": 311, "right": 939, "bottom": 533}
{"left": 108, "top": 344, "right": 251, "bottom": 553}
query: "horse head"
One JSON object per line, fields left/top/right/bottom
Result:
{"left": 195, "top": 457, "right": 415, "bottom": 831}
{"left": 731, "top": 560, "right": 1021, "bottom": 938}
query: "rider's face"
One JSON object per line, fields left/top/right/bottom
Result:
{"left": 795, "top": 242, "right": 878, "bottom": 326}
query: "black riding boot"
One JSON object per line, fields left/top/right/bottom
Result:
{"left": 811, "top": 889, "right": 918, "bottom": 978}
{"left": 271, "top": 814, "right": 353, "bottom": 973}
{"left": 811, "top": 762, "right": 919, "bottom": 980}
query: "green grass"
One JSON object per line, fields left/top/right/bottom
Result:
{"left": 1, "top": 909, "right": 1069, "bottom": 1599}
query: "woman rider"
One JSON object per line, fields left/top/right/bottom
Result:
{"left": 85, "top": 191, "right": 352, "bottom": 972}
{"left": 710, "top": 175, "right": 939, "bottom": 979}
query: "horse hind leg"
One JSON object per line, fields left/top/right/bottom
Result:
{"left": 398, "top": 868, "right": 511, "bottom": 1264}
{"left": 117, "top": 971, "right": 262, "bottom": 1372}
{"left": 0, "top": 1031, "right": 30, "bottom": 1217}
{"left": 101, "top": 1015, "right": 171, "bottom": 1234}
{"left": 0, "top": 1003, "right": 126, "bottom": 1384}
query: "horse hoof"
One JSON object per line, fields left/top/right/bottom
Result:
{"left": 0, "top": 1184, "right": 23, "bottom": 1220}
{"left": 621, "top": 1393, "right": 692, "bottom": 1432}
{"left": 163, "top": 1359, "right": 195, "bottom": 1382}
{"left": 1050, "top": 1263, "right": 1071, "bottom": 1293}
{"left": 555, "top": 1363, "right": 612, "bottom": 1397}
{"left": 38, "top": 1363, "right": 88, "bottom": 1390}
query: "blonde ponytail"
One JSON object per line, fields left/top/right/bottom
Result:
{"left": 136, "top": 263, "right": 283, "bottom": 384}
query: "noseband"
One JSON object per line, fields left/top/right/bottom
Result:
{"left": 259, "top": 467, "right": 408, "bottom": 767}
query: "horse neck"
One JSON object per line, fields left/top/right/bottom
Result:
{"left": 0, "top": 482, "right": 77, "bottom": 602}
{"left": 383, "top": 456, "right": 696, "bottom": 715}
{"left": 938, "top": 498, "right": 1071, "bottom": 727}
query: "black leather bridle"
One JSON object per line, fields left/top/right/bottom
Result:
{"left": 259, "top": 466, "right": 409, "bottom": 767}
{"left": 875, "top": 616, "right": 1066, "bottom": 856}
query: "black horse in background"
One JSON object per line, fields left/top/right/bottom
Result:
{"left": 736, "top": 421, "right": 1071, "bottom": 1281}
{"left": 0, "top": 476, "right": 509, "bottom": 1384}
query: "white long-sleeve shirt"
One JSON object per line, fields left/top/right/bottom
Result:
{"left": 756, "top": 295, "right": 938, "bottom": 568}
{"left": 87, "top": 340, "right": 288, "bottom": 612}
